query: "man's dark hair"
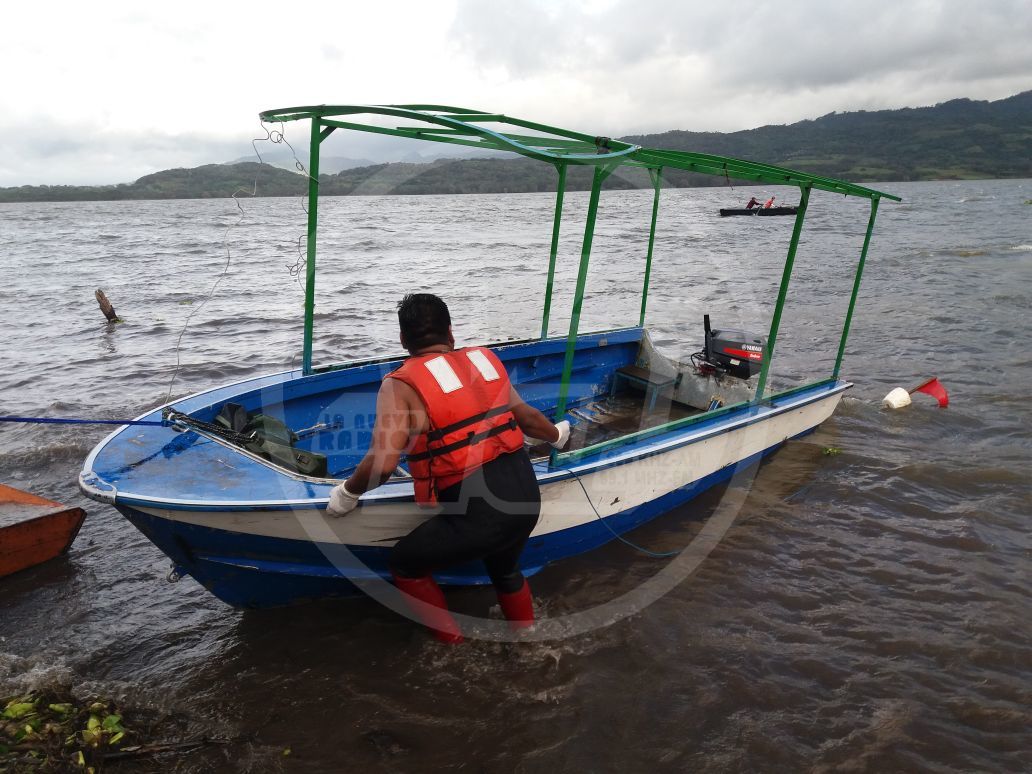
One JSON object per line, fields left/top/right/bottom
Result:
{"left": 398, "top": 293, "right": 451, "bottom": 351}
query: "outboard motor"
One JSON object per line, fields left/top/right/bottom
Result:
{"left": 702, "top": 315, "right": 767, "bottom": 379}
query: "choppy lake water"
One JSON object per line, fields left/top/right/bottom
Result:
{"left": 1, "top": 179, "right": 1029, "bottom": 771}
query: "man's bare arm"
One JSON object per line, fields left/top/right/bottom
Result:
{"left": 344, "top": 379, "right": 416, "bottom": 494}
{"left": 509, "top": 386, "right": 561, "bottom": 444}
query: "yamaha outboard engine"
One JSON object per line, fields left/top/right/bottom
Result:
{"left": 702, "top": 315, "right": 767, "bottom": 379}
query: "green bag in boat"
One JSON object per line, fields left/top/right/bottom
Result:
{"left": 242, "top": 435, "right": 328, "bottom": 478}
{"left": 242, "top": 413, "right": 297, "bottom": 446}
{"left": 215, "top": 403, "right": 327, "bottom": 477}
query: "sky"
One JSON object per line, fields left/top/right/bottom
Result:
{"left": 1, "top": 0, "right": 1029, "bottom": 186}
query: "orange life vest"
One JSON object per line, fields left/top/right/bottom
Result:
{"left": 386, "top": 346, "right": 524, "bottom": 505}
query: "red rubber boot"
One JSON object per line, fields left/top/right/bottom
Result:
{"left": 392, "top": 573, "right": 464, "bottom": 644}
{"left": 497, "top": 579, "right": 535, "bottom": 630}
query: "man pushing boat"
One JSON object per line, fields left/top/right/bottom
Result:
{"left": 327, "top": 293, "right": 569, "bottom": 643}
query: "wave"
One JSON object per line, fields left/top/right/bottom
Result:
{"left": 0, "top": 652, "right": 76, "bottom": 696}
{"left": 0, "top": 440, "right": 96, "bottom": 472}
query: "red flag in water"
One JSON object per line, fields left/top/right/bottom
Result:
{"left": 909, "top": 377, "right": 949, "bottom": 408}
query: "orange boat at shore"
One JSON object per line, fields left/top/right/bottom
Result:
{"left": 0, "top": 484, "right": 85, "bottom": 578}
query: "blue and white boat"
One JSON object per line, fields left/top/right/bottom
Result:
{"left": 79, "top": 104, "right": 899, "bottom": 608}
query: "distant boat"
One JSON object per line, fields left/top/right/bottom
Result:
{"left": 720, "top": 206, "right": 799, "bottom": 216}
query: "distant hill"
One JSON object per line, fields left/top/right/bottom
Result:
{"left": 622, "top": 90, "right": 1032, "bottom": 183}
{"left": 226, "top": 151, "right": 376, "bottom": 175}
{"left": 0, "top": 163, "right": 308, "bottom": 202}
{"left": 1, "top": 91, "right": 1028, "bottom": 203}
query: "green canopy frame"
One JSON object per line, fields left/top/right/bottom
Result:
{"left": 258, "top": 104, "right": 901, "bottom": 464}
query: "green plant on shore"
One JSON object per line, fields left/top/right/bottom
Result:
{"left": 1, "top": 692, "right": 127, "bottom": 773}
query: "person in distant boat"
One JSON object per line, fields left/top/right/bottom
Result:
{"left": 764, "top": 196, "right": 776, "bottom": 209}
{"left": 327, "top": 293, "right": 569, "bottom": 643}
{"left": 745, "top": 196, "right": 761, "bottom": 209}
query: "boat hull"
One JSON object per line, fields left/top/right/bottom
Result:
{"left": 0, "top": 485, "right": 86, "bottom": 578}
{"left": 106, "top": 383, "right": 845, "bottom": 608}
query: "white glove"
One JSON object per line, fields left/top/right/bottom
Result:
{"left": 551, "top": 420, "right": 570, "bottom": 449}
{"left": 327, "top": 481, "right": 360, "bottom": 517}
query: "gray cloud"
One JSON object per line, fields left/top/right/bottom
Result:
{"left": 450, "top": 0, "right": 1032, "bottom": 132}
{"left": 449, "top": 2, "right": 576, "bottom": 76}
{"left": 0, "top": 118, "right": 500, "bottom": 188}
{"left": 2, "top": 1, "right": 1029, "bottom": 187}
{"left": 0, "top": 119, "right": 256, "bottom": 187}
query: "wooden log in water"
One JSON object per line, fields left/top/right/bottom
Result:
{"left": 95, "top": 289, "right": 120, "bottom": 322}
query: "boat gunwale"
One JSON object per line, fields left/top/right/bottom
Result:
{"left": 78, "top": 326, "right": 632, "bottom": 461}
{"left": 80, "top": 326, "right": 644, "bottom": 480}
{"left": 84, "top": 379, "right": 851, "bottom": 512}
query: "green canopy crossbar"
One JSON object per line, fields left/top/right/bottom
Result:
{"left": 261, "top": 103, "right": 899, "bottom": 463}
{"left": 492, "top": 133, "right": 603, "bottom": 150}
{"left": 406, "top": 126, "right": 600, "bottom": 156}
{"left": 634, "top": 148, "right": 900, "bottom": 201}
{"left": 264, "top": 105, "right": 639, "bottom": 166}
{"left": 261, "top": 104, "right": 901, "bottom": 199}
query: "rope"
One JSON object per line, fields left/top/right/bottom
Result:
{"left": 563, "top": 466, "right": 680, "bottom": 558}
{"left": 0, "top": 415, "right": 166, "bottom": 427}
{"left": 287, "top": 233, "right": 307, "bottom": 288}
{"left": 163, "top": 120, "right": 306, "bottom": 403}
{"left": 251, "top": 120, "right": 315, "bottom": 290}
{"left": 163, "top": 169, "right": 256, "bottom": 404}
{"left": 267, "top": 123, "right": 316, "bottom": 290}
{"left": 159, "top": 120, "right": 314, "bottom": 411}
{"left": 163, "top": 410, "right": 255, "bottom": 445}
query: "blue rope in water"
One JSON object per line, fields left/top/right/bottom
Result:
{"left": 563, "top": 466, "right": 680, "bottom": 558}
{"left": 0, "top": 415, "right": 167, "bottom": 427}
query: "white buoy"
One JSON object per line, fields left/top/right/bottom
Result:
{"left": 882, "top": 387, "right": 912, "bottom": 409}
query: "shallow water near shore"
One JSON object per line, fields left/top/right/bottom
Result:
{"left": 1, "top": 178, "right": 1030, "bottom": 771}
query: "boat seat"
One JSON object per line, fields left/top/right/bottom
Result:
{"left": 611, "top": 365, "right": 676, "bottom": 413}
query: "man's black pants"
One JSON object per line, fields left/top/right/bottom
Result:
{"left": 389, "top": 449, "right": 541, "bottom": 593}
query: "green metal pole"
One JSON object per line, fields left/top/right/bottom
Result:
{"left": 301, "top": 117, "right": 323, "bottom": 375}
{"left": 639, "top": 167, "right": 662, "bottom": 327}
{"left": 833, "top": 196, "right": 880, "bottom": 378}
{"left": 754, "top": 184, "right": 811, "bottom": 400}
{"left": 554, "top": 165, "right": 607, "bottom": 424}
{"left": 540, "top": 163, "right": 567, "bottom": 339}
